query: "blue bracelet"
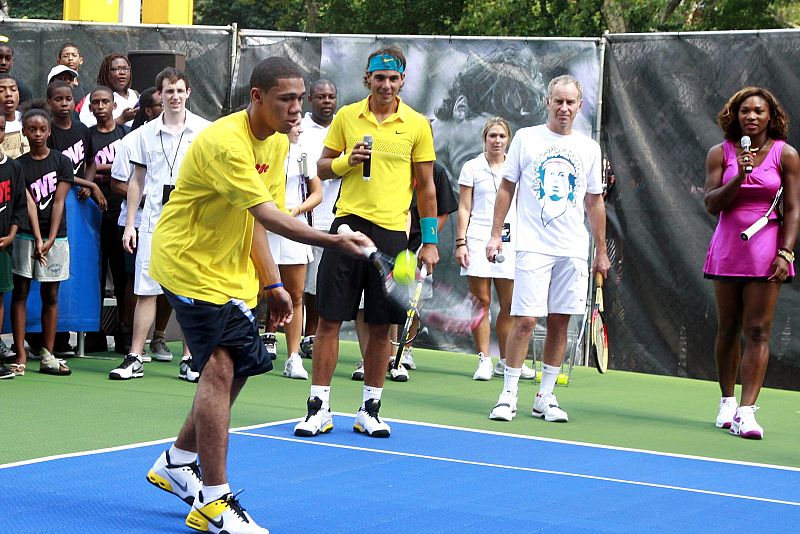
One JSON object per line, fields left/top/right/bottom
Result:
{"left": 420, "top": 217, "right": 438, "bottom": 244}
{"left": 264, "top": 282, "right": 284, "bottom": 290}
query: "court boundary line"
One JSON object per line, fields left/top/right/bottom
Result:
{"left": 0, "top": 418, "right": 299, "bottom": 470}
{"left": 233, "top": 429, "right": 800, "bottom": 508}
{"left": 4, "top": 414, "right": 799, "bottom": 474}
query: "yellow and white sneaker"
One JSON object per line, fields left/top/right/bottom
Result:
{"left": 186, "top": 491, "right": 269, "bottom": 533}
{"left": 146, "top": 449, "right": 202, "bottom": 505}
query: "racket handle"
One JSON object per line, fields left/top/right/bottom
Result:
{"left": 595, "top": 272, "right": 604, "bottom": 287}
{"left": 741, "top": 217, "right": 768, "bottom": 241}
{"left": 337, "top": 223, "right": 377, "bottom": 257}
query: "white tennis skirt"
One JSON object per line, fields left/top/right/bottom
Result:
{"left": 459, "top": 234, "right": 515, "bottom": 279}
{"left": 267, "top": 230, "right": 313, "bottom": 265}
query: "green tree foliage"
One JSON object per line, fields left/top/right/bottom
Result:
{"left": 8, "top": 0, "right": 793, "bottom": 35}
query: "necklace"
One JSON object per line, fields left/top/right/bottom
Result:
{"left": 749, "top": 138, "right": 770, "bottom": 153}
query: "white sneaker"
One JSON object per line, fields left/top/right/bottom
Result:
{"left": 149, "top": 338, "right": 174, "bottom": 362}
{"left": 532, "top": 393, "right": 568, "bottom": 422}
{"left": 388, "top": 361, "right": 409, "bottom": 382}
{"left": 351, "top": 360, "right": 364, "bottom": 381}
{"left": 294, "top": 396, "right": 333, "bottom": 437}
{"left": 146, "top": 449, "right": 202, "bottom": 505}
{"left": 400, "top": 346, "right": 416, "bottom": 370}
{"left": 715, "top": 397, "right": 738, "bottom": 429}
{"left": 283, "top": 353, "right": 308, "bottom": 380}
{"left": 185, "top": 491, "right": 269, "bottom": 533}
{"left": 472, "top": 352, "right": 493, "bottom": 381}
{"left": 353, "top": 399, "right": 391, "bottom": 437}
{"left": 179, "top": 356, "right": 200, "bottom": 383}
{"left": 730, "top": 405, "right": 763, "bottom": 439}
{"left": 489, "top": 391, "right": 518, "bottom": 421}
{"left": 493, "top": 359, "right": 536, "bottom": 380}
{"left": 108, "top": 354, "right": 144, "bottom": 380}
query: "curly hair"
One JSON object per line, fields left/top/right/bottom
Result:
{"left": 717, "top": 86, "right": 789, "bottom": 141}
{"left": 435, "top": 47, "right": 547, "bottom": 128}
{"left": 96, "top": 53, "right": 131, "bottom": 92}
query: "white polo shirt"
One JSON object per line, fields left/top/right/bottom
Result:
{"left": 299, "top": 112, "right": 339, "bottom": 232}
{"left": 458, "top": 153, "right": 517, "bottom": 240}
{"left": 129, "top": 110, "right": 211, "bottom": 233}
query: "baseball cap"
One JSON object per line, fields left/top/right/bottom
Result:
{"left": 47, "top": 65, "right": 79, "bottom": 83}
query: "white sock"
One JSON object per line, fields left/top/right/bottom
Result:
{"left": 363, "top": 386, "right": 382, "bottom": 407}
{"left": 721, "top": 396, "right": 737, "bottom": 405}
{"left": 503, "top": 366, "right": 521, "bottom": 395}
{"left": 310, "top": 385, "right": 330, "bottom": 406}
{"left": 201, "top": 483, "right": 230, "bottom": 503}
{"left": 539, "top": 364, "right": 560, "bottom": 396}
{"left": 168, "top": 445, "right": 197, "bottom": 465}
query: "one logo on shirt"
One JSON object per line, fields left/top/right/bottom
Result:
{"left": 63, "top": 139, "right": 85, "bottom": 169}
{"left": 531, "top": 148, "right": 583, "bottom": 227}
{"left": 30, "top": 171, "right": 58, "bottom": 211}
{"left": 94, "top": 139, "right": 121, "bottom": 165}
{"left": 255, "top": 163, "right": 270, "bottom": 174}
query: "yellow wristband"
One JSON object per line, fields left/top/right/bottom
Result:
{"left": 330, "top": 155, "right": 353, "bottom": 177}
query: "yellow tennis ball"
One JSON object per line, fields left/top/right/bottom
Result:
{"left": 393, "top": 250, "right": 417, "bottom": 285}
{"left": 556, "top": 374, "right": 569, "bottom": 385}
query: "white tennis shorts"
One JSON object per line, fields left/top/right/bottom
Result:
{"left": 305, "top": 245, "right": 324, "bottom": 295}
{"left": 134, "top": 231, "right": 163, "bottom": 296}
{"left": 459, "top": 234, "right": 515, "bottom": 279}
{"left": 511, "top": 251, "right": 588, "bottom": 317}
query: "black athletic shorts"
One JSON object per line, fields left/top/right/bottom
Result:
{"left": 163, "top": 288, "right": 272, "bottom": 378}
{"left": 317, "top": 214, "right": 407, "bottom": 325}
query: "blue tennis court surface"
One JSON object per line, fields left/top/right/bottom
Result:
{"left": 3, "top": 416, "right": 800, "bottom": 533}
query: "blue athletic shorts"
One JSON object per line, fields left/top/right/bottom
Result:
{"left": 163, "top": 288, "right": 272, "bottom": 378}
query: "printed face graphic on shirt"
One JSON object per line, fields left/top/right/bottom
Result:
{"left": 532, "top": 150, "right": 582, "bottom": 227}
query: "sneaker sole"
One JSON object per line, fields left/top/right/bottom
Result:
{"left": 489, "top": 411, "right": 515, "bottom": 421}
{"left": 109, "top": 372, "right": 144, "bottom": 380}
{"left": 473, "top": 372, "right": 492, "bottom": 381}
{"left": 283, "top": 371, "right": 309, "bottom": 380}
{"left": 532, "top": 410, "right": 568, "bottom": 423}
{"left": 715, "top": 421, "right": 732, "bottom": 429}
{"left": 353, "top": 424, "right": 390, "bottom": 438}
{"left": 389, "top": 374, "right": 408, "bottom": 383}
{"left": 146, "top": 469, "right": 195, "bottom": 505}
{"left": 178, "top": 375, "right": 200, "bottom": 383}
{"left": 294, "top": 422, "right": 333, "bottom": 437}
{"left": 351, "top": 373, "right": 364, "bottom": 381}
{"left": 152, "top": 355, "right": 174, "bottom": 362}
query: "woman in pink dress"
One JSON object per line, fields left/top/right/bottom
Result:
{"left": 703, "top": 87, "right": 800, "bottom": 439}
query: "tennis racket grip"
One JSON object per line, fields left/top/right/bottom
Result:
{"left": 741, "top": 217, "right": 768, "bottom": 241}
{"left": 337, "top": 224, "right": 376, "bottom": 257}
{"left": 595, "top": 272, "right": 604, "bottom": 287}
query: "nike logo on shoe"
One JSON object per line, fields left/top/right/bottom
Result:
{"left": 196, "top": 507, "right": 224, "bottom": 529}
{"left": 39, "top": 197, "right": 54, "bottom": 211}
{"left": 166, "top": 472, "right": 188, "bottom": 493}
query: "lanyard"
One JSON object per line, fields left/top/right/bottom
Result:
{"left": 160, "top": 127, "right": 186, "bottom": 181}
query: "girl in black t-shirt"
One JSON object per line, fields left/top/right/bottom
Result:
{"left": 10, "top": 107, "right": 74, "bottom": 375}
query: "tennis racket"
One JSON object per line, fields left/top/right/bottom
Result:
{"left": 741, "top": 187, "right": 782, "bottom": 241}
{"left": 298, "top": 153, "right": 313, "bottom": 227}
{"left": 391, "top": 264, "right": 427, "bottom": 370}
{"left": 590, "top": 272, "right": 609, "bottom": 373}
{"left": 337, "top": 224, "right": 485, "bottom": 336}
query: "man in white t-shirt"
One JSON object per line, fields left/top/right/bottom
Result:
{"left": 297, "top": 79, "right": 338, "bottom": 359}
{"left": 109, "top": 67, "right": 210, "bottom": 381}
{"left": 486, "top": 75, "right": 610, "bottom": 423}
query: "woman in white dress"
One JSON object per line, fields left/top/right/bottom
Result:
{"left": 267, "top": 124, "right": 322, "bottom": 380}
{"left": 455, "top": 117, "right": 535, "bottom": 381}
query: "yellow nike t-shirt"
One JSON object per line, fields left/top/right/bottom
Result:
{"left": 150, "top": 110, "right": 289, "bottom": 308}
{"left": 324, "top": 96, "right": 436, "bottom": 231}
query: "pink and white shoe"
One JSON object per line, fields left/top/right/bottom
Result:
{"left": 729, "top": 405, "right": 763, "bottom": 439}
{"left": 715, "top": 397, "right": 737, "bottom": 429}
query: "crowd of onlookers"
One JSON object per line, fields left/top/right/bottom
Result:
{"left": 0, "top": 42, "right": 163, "bottom": 379}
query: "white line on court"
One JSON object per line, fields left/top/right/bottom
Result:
{"left": 0, "top": 418, "right": 299, "bottom": 470}
{"left": 232, "top": 429, "right": 800, "bottom": 508}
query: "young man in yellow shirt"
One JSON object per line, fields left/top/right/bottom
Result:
{"left": 144, "top": 57, "right": 372, "bottom": 534}
{"left": 294, "top": 45, "right": 439, "bottom": 439}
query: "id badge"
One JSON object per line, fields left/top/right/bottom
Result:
{"left": 501, "top": 222, "right": 511, "bottom": 243}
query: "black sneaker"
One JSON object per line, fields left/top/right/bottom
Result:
{"left": 261, "top": 333, "right": 277, "bottom": 361}
{"left": 300, "top": 335, "right": 314, "bottom": 358}
{"left": 0, "top": 365, "right": 14, "bottom": 379}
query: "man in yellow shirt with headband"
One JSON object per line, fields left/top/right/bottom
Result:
{"left": 143, "top": 57, "right": 372, "bottom": 534}
{"left": 294, "top": 45, "right": 439, "bottom": 439}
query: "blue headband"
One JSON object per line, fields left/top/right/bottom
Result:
{"left": 367, "top": 54, "right": 405, "bottom": 74}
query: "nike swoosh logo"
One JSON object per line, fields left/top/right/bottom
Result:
{"left": 39, "top": 197, "right": 54, "bottom": 211}
{"left": 395, "top": 130, "right": 404, "bottom": 134}
{"left": 73, "top": 165, "right": 82, "bottom": 176}
{"left": 196, "top": 508, "right": 224, "bottom": 529}
{"left": 0, "top": 205, "right": 6, "bottom": 214}
{"left": 166, "top": 472, "right": 188, "bottom": 493}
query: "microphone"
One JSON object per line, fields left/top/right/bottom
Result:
{"left": 362, "top": 135, "right": 373, "bottom": 181}
{"left": 741, "top": 135, "right": 752, "bottom": 173}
